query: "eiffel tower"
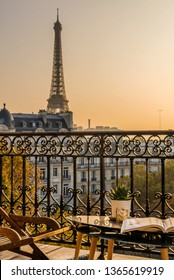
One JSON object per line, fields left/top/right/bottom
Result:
{"left": 47, "top": 10, "right": 69, "bottom": 113}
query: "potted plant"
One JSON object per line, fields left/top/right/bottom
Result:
{"left": 109, "top": 184, "right": 132, "bottom": 220}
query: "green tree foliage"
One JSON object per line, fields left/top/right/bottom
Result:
{"left": 127, "top": 161, "right": 174, "bottom": 208}
{"left": 1, "top": 156, "right": 42, "bottom": 215}
{"left": 165, "top": 160, "right": 174, "bottom": 192}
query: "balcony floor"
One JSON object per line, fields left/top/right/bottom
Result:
{"left": 0, "top": 243, "right": 156, "bottom": 260}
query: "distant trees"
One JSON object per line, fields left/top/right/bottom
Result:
{"left": 1, "top": 156, "right": 42, "bottom": 215}
{"left": 128, "top": 160, "right": 174, "bottom": 210}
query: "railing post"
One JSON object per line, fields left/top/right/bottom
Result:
{"left": 87, "top": 157, "right": 91, "bottom": 215}
{"left": 9, "top": 156, "right": 14, "bottom": 214}
{"left": 161, "top": 159, "right": 165, "bottom": 219}
{"left": 99, "top": 135, "right": 106, "bottom": 259}
{"left": 100, "top": 135, "right": 105, "bottom": 216}
{"left": 34, "top": 156, "right": 39, "bottom": 216}
{"left": 60, "top": 157, "right": 64, "bottom": 223}
{"left": 145, "top": 158, "right": 150, "bottom": 216}
{"left": 130, "top": 158, "right": 134, "bottom": 216}
{"left": 47, "top": 157, "right": 51, "bottom": 217}
{"left": 100, "top": 156, "right": 105, "bottom": 215}
{"left": 116, "top": 158, "right": 119, "bottom": 186}
{"left": 22, "top": 156, "right": 26, "bottom": 216}
{"left": 73, "top": 157, "right": 77, "bottom": 215}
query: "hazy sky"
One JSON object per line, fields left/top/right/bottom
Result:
{"left": 1, "top": 0, "right": 174, "bottom": 130}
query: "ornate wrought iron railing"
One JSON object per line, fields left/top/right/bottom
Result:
{"left": 1, "top": 130, "right": 174, "bottom": 257}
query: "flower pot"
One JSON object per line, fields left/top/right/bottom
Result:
{"left": 111, "top": 199, "right": 131, "bottom": 221}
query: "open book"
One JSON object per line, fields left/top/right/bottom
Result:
{"left": 121, "top": 217, "right": 174, "bottom": 234}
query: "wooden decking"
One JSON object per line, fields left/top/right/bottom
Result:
{"left": 0, "top": 243, "right": 155, "bottom": 260}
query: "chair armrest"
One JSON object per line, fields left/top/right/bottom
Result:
{"left": 0, "top": 227, "right": 21, "bottom": 243}
{"left": 32, "top": 225, "right": 73, "bottom": 241}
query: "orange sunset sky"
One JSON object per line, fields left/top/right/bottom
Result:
{"left": 1, "top": 0, "right": 174, "bottom": 130}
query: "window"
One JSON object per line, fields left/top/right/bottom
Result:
{"left": 91, "top": 171, "right": 96, "bottom": 181}
{"left": 40, "top": 169, "right": 46, "bottom": 180}
{"left": 47, "top": 121, "right": 52, "bottom": 128}
{"left": 37, "top": 121, "right": 42, "bottom": 128}
{"left": 20, "top": 121, "right": 27, "bottom": 127}
{"left": 111, "top": 169, "right": 115, "bottom": 179}
{"left": 81, "top": 171, "right": 86, "bottom": 182}
{"left": 91, "top": 157, "right": 98, "bottom": 166}
{"left": 64, "top": 184, "right": 69, "bottom": 196}
{"left": 57, "top": 121, "right": 62, "bottom": 128}
{"left": 31, "top": 122, "right": 36, "bottom": 127}
{"left": 53, "top": 167, "right": 58, "bottom": 177}
{"left": 51, "top": 156, "right": 57, "bottom": 161}
{"left": 81, "top": 185, "right": 86, "bottom": 194}
{"left": 38, "top": 156, "right": 45, "bottom": 163}
{"left": 91, "top": 184, "right": 97, "bottom": 193}
{"left": 63, "top": 167, "right": 69, "bottom": 179}
{"left": 120, "top": 169, "right": 124, "bottom": 178}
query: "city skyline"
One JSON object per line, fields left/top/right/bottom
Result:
{"left": 1, "top": 0, "right": 174, "bottom": 130}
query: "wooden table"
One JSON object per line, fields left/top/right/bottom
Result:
{"left": 69, "top": 215, "right": 174, "bottom": 260}
{"left": 69, "top": 215, "right": 120, "bottom": 260}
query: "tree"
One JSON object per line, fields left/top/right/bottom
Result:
{"left": 1, "top": 156, "right": 42, "bottom": 215}
{"left": 121, "top": 161, "right": 174, "bottom": 212}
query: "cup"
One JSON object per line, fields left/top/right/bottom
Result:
{"left": 115, "top": 208, "right": 128, "bottom": 223}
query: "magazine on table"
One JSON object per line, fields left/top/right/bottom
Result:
{"left": 120, "top": 217, "right": 174, "bottom": 234}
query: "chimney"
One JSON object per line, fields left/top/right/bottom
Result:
{"left": 88, "top": 119, "right": 91, "bottom": 129}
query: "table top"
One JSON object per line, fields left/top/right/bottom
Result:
{"left": 68, "top": 215, "right": 174, "bottom": 247}
{"left": 68, "top": 215, "right": 121, "bottom": 230}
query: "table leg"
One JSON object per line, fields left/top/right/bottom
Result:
{"left": 88, "top": 236, "right": 99, "bottom": 260}
{"left": 160, "top": 247, "right": 169, "bottom": 260}
{"left": 107, "top": 239, "right": 115, "bottom": 260}
{"left": 74, "top": 231, "right": 83, "bottom": 260}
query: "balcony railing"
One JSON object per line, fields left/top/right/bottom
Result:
{"left": 1, "top": 130, "right": 174, "bottom": 257}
